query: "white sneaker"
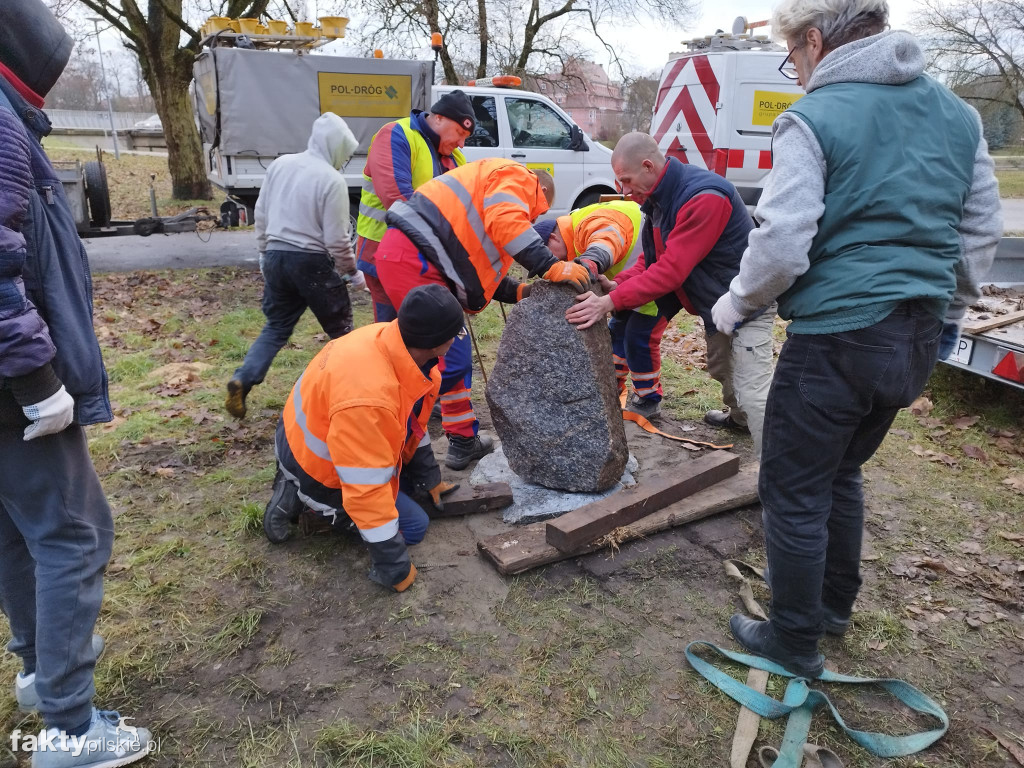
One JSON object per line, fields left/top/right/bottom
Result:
{"left": 30, "top": 709, "right": 152, "bottom": 768}
{"left": 15, "top": 635, "right": 105, "bottom": 713}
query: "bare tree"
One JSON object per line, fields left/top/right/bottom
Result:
{"left": 352, "top": 0, "right": 697, "bottom": 85}
{"left": 621, "top": 72, "right": 659, "bottom": 132}
{"left": 914, "top": 0, "right": 1024, "bottom": 123}
{"left": 70, "top": 0, "right": 284, "bottom": 199}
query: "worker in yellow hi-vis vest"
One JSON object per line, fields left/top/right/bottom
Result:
{"left": 533, "top": 200, "right": 663, "bottom": 413}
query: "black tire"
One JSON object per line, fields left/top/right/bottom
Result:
{"left": 83, "top": 161, "right": 112, "bottom": 227}
{"left": 572, "top": 188, "right": 613, "bottom": 210}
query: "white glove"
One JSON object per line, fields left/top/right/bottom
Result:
{"left": 349, "top": 270, "right": 367, "bottom": 291}
{"left": 711, "top": 293, "right": 746, "bottom": 336}
{"left": 22, "top": 385, "right": 75, "bottom": 441}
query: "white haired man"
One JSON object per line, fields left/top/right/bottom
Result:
{"left": 712, "top": 0, "right": 1001, "bottom": 677}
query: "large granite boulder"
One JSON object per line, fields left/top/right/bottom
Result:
{"left": 485, "top": 280, "right": 628, "bottom": 492}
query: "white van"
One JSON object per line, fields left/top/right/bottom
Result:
{"left": 652, "top": 32, "right": 804, "bottom": 208}
{"left": 192, "top": 46, "right": 617, "bottom": 221}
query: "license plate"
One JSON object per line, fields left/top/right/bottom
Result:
{"left": 949, "top": 336, "right": 973, "bottom": 365}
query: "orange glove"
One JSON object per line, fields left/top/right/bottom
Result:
{"left": 393, "top": 563, "right": 418, "bottom": 592}
{"left": 428, "top": 480, "right": 460, "bottom": 511}
{"left": 516, "top": 282, "right": 532, "bottom": 301}
{"left": 543, "top": 261, "right": 591, "bottom": 293}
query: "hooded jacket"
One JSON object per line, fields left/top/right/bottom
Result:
{"left": 254, "top": 112, "right": 359, "bottom": 273}
{"left": 0, "top": 7, "right": 111, "bottom": 427}
{"left": 728, "top": 31, "right": 1001, "bottom": 332}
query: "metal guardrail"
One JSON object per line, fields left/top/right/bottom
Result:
{"left": 46, "top": 109, "right": 154, "bottom": 132}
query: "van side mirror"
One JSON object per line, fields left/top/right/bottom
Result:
{"left": 568, "top": 124, "right": 588, "bottom": 151}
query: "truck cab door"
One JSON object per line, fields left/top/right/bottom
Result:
{"left": 463, "top": 94, "right": 503, "bottom": 152}
{"left": 502, "top": 95, "right": 583, "bottom": 217}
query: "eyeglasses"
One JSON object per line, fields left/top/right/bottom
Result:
{"left": 778, "top": 46, "right": 800, "bottom": 80}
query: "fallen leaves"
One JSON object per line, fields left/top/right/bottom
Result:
{"left": 961, "top": 444, "right": 989, "bottom": 462}
{"left": 1004, "top": 476, "right": 1024, "bottom": 495}
{"left": 909, "top": 445, "right": 958, "bottom": 466}
{"left": 951, "top": 415, "right": 981, "bottom": 430}
{"left": 909, "top": 396, "right": 933, "bottom": 417}
{"left": 982, "top": 726, "right": 1024, "bottom": 766}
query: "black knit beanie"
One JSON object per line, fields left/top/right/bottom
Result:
{"left": 398, "top": 284, "right": 465, "bottom": 349}
{"left": 429, "top": 89, "right": 475, "bottom": 132}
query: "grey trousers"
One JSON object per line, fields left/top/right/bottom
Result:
{"left": 0, "top": 425, "right": 113, "bottom": 730}
{"left": 704, "top": 305, "right": 777, "bottom": 460}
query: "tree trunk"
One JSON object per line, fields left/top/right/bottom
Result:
{"left": 155, "top": 74, "right": 211, "bottom": 200}
{"left": 476, "top": 0, "right": 488, "bottom": 79}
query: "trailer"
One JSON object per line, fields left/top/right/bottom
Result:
{"left": 945, "top": 238, "right": 1024, "bottom": 390}
{"left": 53, "top": 158, "right": 220, "bottom": 238}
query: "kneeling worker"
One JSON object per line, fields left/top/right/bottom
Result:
{"left": 263, "top": 285, "right": 465, "bottom": 592}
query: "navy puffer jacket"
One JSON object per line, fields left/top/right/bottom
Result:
{"left": 0, "top": 75, "right": 111, "bottom": 426}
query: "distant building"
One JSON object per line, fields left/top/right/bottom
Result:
{"left": 531, "top": 59, "right": 625, "bottom": 141}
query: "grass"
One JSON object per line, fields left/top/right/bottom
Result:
{"left": 1, "top": 267, "right": 1022, "bottom": 767}
{"left": 42, "top": 146, "right": 221, "bottom": 220}
{"left": 996, "top": 169, "right": 1024, "bottom": 197}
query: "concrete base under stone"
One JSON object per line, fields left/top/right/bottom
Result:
{"left": 470, "top": 442, "right": 639, "bottom": 525}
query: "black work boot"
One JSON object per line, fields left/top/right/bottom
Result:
{"left": 704, "top": 409, "right": 750, "bottom": 433}
{"left": 226, "top": 378, "right": 251, "bottom": 419}
{"left": 445, "top": 433, "right": 494, "bottom": 470}
{"left": 263, "top": 470, "right": 303, "bottom": 544}
{"left": 730, "top": 615, "right": 824, "bottom": 679}
{"left": 763, "top": 566, "right": 850, "bottom": 636}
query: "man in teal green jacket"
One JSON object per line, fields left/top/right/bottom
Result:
{"left": 711, "top": 0, "right": 1001, "bottom": 678}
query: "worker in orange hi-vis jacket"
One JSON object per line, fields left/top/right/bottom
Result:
{"left": 376, "top": 158, "right": 592, "bottom": 472}
{"left": 263, "top": 285, "right": 466, "bottom": 592}
{"left": 532, "top": 199, "right": 666, "bottom": 406}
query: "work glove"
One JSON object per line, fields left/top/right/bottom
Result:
{"left": 344, "top": 270, "right": 367, "bottom": 291}
{"left": 516, "top": 282, "right": 532, "bottom": 301}
{"left": 574, "top": 257, "right": 600, "bottom": 280}
{"left": 22, "top": 385, "right": 75, "bottom": 441}
{"left": 711, "top": 293, "right": 746, "bottom": 336}
{"left": 428, "top": 480, "right": 460, "bottom": 512}
{"left": 938, "top": 321, "right": 961, "bottom": 361}
{"left": 543, "top": 261, "right": 591, "bottom": 293}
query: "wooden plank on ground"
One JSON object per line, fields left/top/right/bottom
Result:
{"left": 478, "top": 462, "right": 758, "bottom": 575}
{"left": 429, "top": 482, "right": 513, "bottom": 518}
{"left": 966, "top": 309, "right": 1024, "bottom": 334}
{"left": 544, "top": 451, "right": 739, "bottom": 552}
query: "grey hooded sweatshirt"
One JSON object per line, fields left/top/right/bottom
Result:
{"left": 728, "top": 30, "right": 1001, "bottom": 324}
{"left": 254, "top": 112, "right": 359, "bottom": 274}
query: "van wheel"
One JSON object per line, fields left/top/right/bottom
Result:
{"left": 572, "top": 188, "right": 614, "bottom": 209}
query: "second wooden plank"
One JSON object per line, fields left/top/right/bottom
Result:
{"left": 545, "top": 451, "right": 739, "bottom": 552}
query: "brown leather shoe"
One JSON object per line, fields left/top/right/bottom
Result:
{"left": 704, "top": 409, "right": 749, "bottom": 433}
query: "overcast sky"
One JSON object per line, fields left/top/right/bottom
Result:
{"left": 88, "top": 0, "right": 921, "bottom": 83}
{"left": 606, "top": 0, "right": 919, "bottom": 73}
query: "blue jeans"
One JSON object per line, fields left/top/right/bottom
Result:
{"left": 234, "top": 249, "right": 353, "bottom": 388}
{"left": 0, "top": 426, "right": 113, "bottom": 731}
{"left": 758, "top": 302, "right": 941, "bottom": 652}
{"left": 394, "top": 491, "right": 429, "bottom": 545}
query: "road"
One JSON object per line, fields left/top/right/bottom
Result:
{"left": 83, "top": 199, "right": 1024, "bottom": 273}
{"left": 84, "top": 229, "right": 259, "bottom": 273}
{"left": 1001, "top": 198, "right": 1024, "bottom": 233}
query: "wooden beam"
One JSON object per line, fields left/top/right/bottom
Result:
{"left": 478, "top": 463, "right": 758, "bottom": 575}
{"left": 430, "top": 482, "right": 513, "bottom": 518}
{"left": 545, "top": 451, "right": 739, "bottom": 552}
{"left": 966, "top": 309, "right": 1024, "bottom": 334}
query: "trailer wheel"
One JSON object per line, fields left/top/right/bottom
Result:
{"left": 84, "top": 161, "right": 112, "bottom": 227}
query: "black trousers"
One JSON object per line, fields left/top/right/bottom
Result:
{"left": 758, "top": 303, "right": 942, "bottom": 652}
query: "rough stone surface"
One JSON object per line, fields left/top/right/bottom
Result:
{"left": 485, "top": 281, "right": 628, "bottom": 492}
{"left": 470, "top": 444, "right": 638, "bottom": 525}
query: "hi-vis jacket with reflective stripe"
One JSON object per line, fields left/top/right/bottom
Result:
{"left": 357, "top": 113, "right": 467, "bottom": 242}
{"left": 280, "top": 321, "right": 439, "bottom": 550}
{"left": 385, "top": 158, "right": 559, "bottom": 312}
{"left": 556, "top": 200, "right": 657, "bottom": 316}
